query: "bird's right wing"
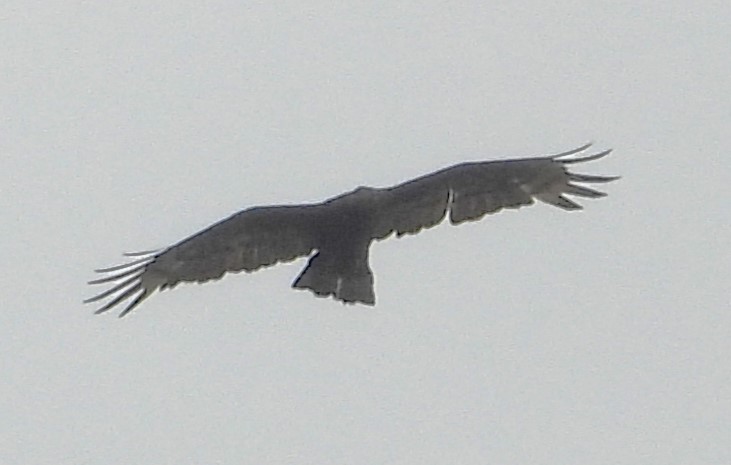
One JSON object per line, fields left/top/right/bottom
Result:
{"left": 86, "top": 205, "right": 321, "bottom": 317}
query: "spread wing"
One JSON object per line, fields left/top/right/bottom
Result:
{"left": 87, "top": 143, "right": 617, "bottom": 316}
{"left": 86, "top": 205, "right": 321, "bottom": 317}
{"left": 371, "top": 143, "right": 618, "bottom": 239}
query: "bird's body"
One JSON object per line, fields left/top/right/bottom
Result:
{"left": 86, "top": 143, "right": 618, "bottom": 317}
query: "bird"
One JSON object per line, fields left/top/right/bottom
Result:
{"left": 86, "top": 143, "right": 618, "bottom": 317}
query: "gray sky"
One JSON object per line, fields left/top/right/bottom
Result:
{"left": 2, "top": 1, "right": 729, "bottom": 464}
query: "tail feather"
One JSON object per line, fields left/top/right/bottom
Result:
{"left": 292, "top": 251, "right": 375, "bottom": 305}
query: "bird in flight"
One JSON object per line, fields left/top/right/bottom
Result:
{"left": 86, "top": 143, "right": 618, "bottom": 317}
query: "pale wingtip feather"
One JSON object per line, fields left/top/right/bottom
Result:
{"left": 568, "top": 173, "right": 621, "bottom": 184}
{"left": 117, "top": 289, "right": 152, "bottom": 318}
{"left": 558, "top": 148, "right": 613, "bottom": 164}
{"left": 92, "top": 283, "right": 142, "bottom": 314}
{"left": 94, "top": 256, "right": 152, "bottom": 273}
{"left": 549, "top": 142, "right": 594, "bottom": 158}
{"left": 123, "top": 249, "right": 161, "bottom": 257}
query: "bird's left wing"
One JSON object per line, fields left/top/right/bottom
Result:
{"left": 370, "top": 143, "right": 618, "bottom": 240}
{"left": 86, "top": 205, "right": 321, "bottom": 317}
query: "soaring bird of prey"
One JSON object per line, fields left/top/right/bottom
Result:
{"left": 86, "top": 143, "right": 618, "bottom": 317}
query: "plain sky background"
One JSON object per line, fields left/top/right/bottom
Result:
{"left": 2, "top": 1, "right": 729, "bottom": 464}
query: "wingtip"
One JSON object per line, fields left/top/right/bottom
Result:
{"left": 550, "top": 142, "right": 594, "bottom": 159}
{"left": 86, "top": 251, "right": 160, "bottom": 316}
{"left": 123, "top": 249, "right": 161, "bottom": 257}
{"left": 558, "top": 148, "right": 613, "bottom": 164}
{"left": 568, "top": 173, "right": 620, "bottom": 184}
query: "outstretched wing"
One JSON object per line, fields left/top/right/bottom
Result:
{"left": 86, "top": 205, "right": 321, "bottom": 317}
{"left": 371, "top": 143, "right": 618, "bottom": 239}
{"left": 87, "top": 143, "right": 617, "bottom": 315}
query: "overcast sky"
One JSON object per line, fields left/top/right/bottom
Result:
{"left": 2, "top": 1, "right": 729, "bottom": 464}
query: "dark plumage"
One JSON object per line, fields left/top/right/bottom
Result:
{"left": 86, "top": 143, "right": 618, "bottom": 317}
